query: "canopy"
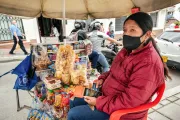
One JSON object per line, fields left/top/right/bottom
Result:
{"left": 0, "top": 0, "right": 180, "bottom": 19}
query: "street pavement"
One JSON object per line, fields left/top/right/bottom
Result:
{"left": 0, "top": 40, "right": 35, "bottom": 62}
{"left": 0, "top": 61, "right": 180, "bottom": 120}
{"left": 0, "top": 49, "right": 29, "bottom": 62}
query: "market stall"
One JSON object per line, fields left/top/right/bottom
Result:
{"left": 16, "top": 40, "right": 100, "bottom": 120}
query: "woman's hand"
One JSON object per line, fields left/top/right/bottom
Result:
{"left": 96, "top": 79, "right": 103, "bottom": 88}
{"left": 84, "top": 96, "right": 97, "bottom": 106}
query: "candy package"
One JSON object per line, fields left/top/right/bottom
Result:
{"left": 53, "top": 93, "right": 70, "bottom": 119}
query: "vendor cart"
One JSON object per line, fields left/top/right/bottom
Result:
{"left": 15, "top": 40, "right": 100, "bottom": 120}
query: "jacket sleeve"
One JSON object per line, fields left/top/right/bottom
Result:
{"left": 98, "top": 71, "right": 110, "bottom": 81}
{"left": 96, "top": 62, "right": 163, "bottom": 115}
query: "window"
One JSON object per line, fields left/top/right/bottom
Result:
{"left": 0, "top": 14, "right": 24, "bottom": 41}
{"left": 150, "top": 12, "right": 158, "bottom": 27}
{"left": 158, "top": 31, "right": 180, "bottom": 42}
{"left": 115, "top": 16, "right": 127, "bottom": 31}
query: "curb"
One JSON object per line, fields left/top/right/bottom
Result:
{"left": 0, "top": 59, "right": 23, "bottom": 63}
{"left": 0, "top": 56, "right": 26, "bottom": 63}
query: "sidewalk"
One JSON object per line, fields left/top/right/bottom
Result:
{"left": 0, "top": 40, "right": 35, "bottom": 62}
{"left": 148, "top": 85, "right": 180, "bottom": 120}
{"left": 0, "top": 49, "right": 29, "bottom": 62}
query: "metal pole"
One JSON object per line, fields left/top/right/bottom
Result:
{"left": 16, "top": 90, "right": 20, "bottom": 111}
{"left": 36, "top": 18, "right": 42, "bottom": 43}
{"left": 62, "top": 0, "right": 66, "bottom": 45}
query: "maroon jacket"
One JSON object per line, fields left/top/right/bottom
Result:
{"left": 96, "top": 42, "right": 165, "bottom": 120}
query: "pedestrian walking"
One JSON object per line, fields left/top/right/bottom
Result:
{"left": 9, "top": 20, "right": 28, "bottom": 55}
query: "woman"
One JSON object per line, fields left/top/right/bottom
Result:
{"left": 68, "top": 12, "right": 170, "bottom": 120}
{"left": 109, "top": 21, "right": 115, "bottom": 38}
{"left": 88, "top": 20, "right": 121, "bottom": 73}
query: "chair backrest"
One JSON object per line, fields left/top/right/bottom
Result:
{"left": 110, "top": 83, "right": 165, "bottom": 120}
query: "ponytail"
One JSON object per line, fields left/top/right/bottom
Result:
{"left": 149, "top": 37, "right": 172, "bottom": 80}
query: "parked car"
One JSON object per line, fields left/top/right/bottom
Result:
{"left": 155, "top": 28, "right": 180, "bottom": 69}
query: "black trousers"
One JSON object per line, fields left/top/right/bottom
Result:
{"left": 9, "top": 36, "right": 28, "bottom": 54}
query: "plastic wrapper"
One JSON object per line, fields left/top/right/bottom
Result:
{"left": 71, "top": 71, "right": 80, "bottom": 85}
{"left": 35, "top": 69, "right": 52, "bottom": 80}
{"left": 70, "top": 63, "right": 88, "bottom": 85}
{"left": 31, "top": 98, "right": 43, "bottom": 110}
{"left": 40, "top": 112, "right": 54, "bottom": 120}
{"left": 33, "top": 45, "right": 51, "bottom": 70}
{"left": 27, "top": 109, "right": 43, "bottom": 120}
{"left": 61, "top": 74, "right": 71, "bottom": 85}
{"left": 54, "top": 70, "right": 62, "bottom": 79}
{"left": 55, "top": 45, "right": 75, "bottom": 72}
{"left": 54, "top": 94, "right": 62, "bottom": 108}
{"left": 47, "top": 90, "right": 55, "bottom": 105}
{"left": 53, "top": 94, "right": 70, "bottom": 119}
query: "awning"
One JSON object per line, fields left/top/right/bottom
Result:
{"left": 0, "top": 0, "right": 180, "bottom": 19}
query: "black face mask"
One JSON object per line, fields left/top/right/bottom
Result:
{"left": 123, "top": 35, "right": 144, "bottom": 50}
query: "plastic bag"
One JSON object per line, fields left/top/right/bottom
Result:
{"left": 27, "top": 109, "right": 54, "bottom": 120}
{"left": 12, "top": 53, "right": 38, "bottom": 90}
{"left": 33, "top": 45, "right": 51, "bottom": 71}
{"left": 27, "top": 109, "right": 43, "bottom": 120}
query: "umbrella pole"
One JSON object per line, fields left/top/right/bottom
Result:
{"left": 62, "top": 0, "right": 66, "bottom": 45}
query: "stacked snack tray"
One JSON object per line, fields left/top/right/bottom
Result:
{"left": 43, "top": 76, "right": 62, "bottom": 90}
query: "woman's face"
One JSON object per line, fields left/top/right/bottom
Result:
{"left": 123, "top": 19, "right": 143, "bottom": 37}
{"left": 123, "top": 19, "right": 152, "bottom": 43}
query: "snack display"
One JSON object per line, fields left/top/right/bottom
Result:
{"left": 28, "top": 43, "right": 100, "bottom": 119}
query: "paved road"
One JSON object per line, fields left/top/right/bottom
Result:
{"left": 0, "top": 61, "right": 31, "bottom": 120}
{"left": 0, "top": 62, "right": 179, "bottom": 120}
{"left": 166, "top": 69, "right": 180, "bottom": 90}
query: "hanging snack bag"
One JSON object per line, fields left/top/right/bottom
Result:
{"left": 33, "top": 45, "right": 51, "bottom": 71}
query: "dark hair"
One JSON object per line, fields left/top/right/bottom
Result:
{"left": 124, "top": 12, "right": 171, "bottom": 80}
{"left": 109, "top": 21, "right": 113, "bottom": 26}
